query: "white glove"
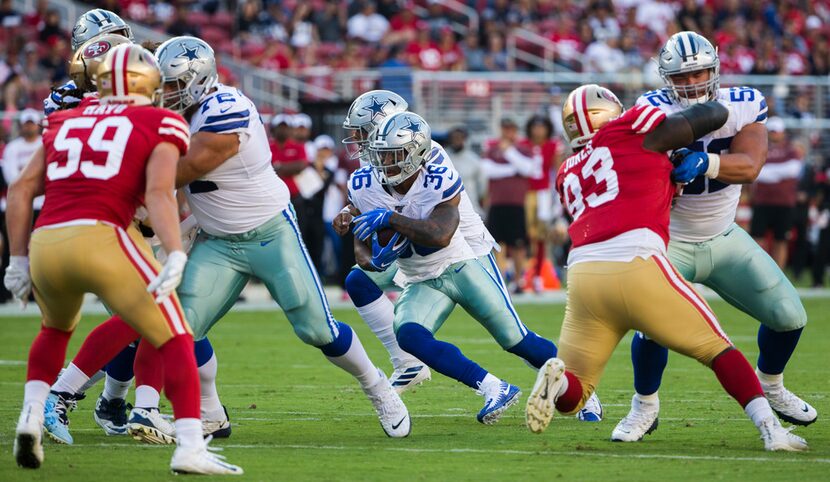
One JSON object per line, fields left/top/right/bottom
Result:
{"left": 147, "top": 250, "right": 187, "bottom": 303}
{"left": 4, "top": 256, "right": 32, "bottom": 305}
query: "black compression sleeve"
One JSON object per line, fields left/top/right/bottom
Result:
{"left": 677, "top": 102, "right": 729, "bottom": 140}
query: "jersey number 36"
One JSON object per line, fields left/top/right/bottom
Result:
{"left": 562, "top": 146, "right": 619, "bottom": 221}
{"left": 49, "top": 116, "right": 133, "bottom": 181}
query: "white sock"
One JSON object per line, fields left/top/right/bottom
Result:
{"left": 103, "top": 375, "right": 132, "bottom": 401}
{"left": 635, "top": 391, "right": 660, "bottom": 407}
{"left": 79, "top": 370, "right": 106, "bottom": 394}
{"left": 756, "top": 368, "right": 784, "bottom": 387}
{"left": 198, "top": 353, "right": 224, "bottom": 419}
{"left": 356, "top": 296, "right": 418, "bottom": 368}
{"left": 326, "top": 330, "right": 381, "bottom": 390}
{"left": 556, "top": 374, "right": 569, "bottom": 399}
{"left": 745, "top": 396, "right": 775, "bottom": 428}
{"left": 52, "top": 363, "right": 90, "bottom": 395}
{"left": 135, "top": 385, "right": 161, "bottom": 409}
{"left": 479, "top": 373, "right": 500, "bottom": 390}
{"left": 23, "top": 380, "right": 51, "bottom": 415}
{"left": 175, "top": 418, "right": 205, "bottom": 449}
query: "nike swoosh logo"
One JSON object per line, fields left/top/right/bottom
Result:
{"left": 802, "top": 404, "right": 810, "bottom": 413}
{"left": 540, "top": 383, "right": 549, "bottom": 400}
{"left": 501, "top": 386, "right": 511, "bottom": 396}
{"left": 454, "top": 265, "right": 466, "bottom": 273}
{"left": 260, "top": 240, "right": 274, "bottom": 247}
{"left": 391, "top": 417, "right": 406, "bottom": 430}
{"left": 219, "top": 105, "right": 234, "bottom": 113}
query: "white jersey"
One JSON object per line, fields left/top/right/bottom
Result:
{"left": 636, "top": 86, "right": 768, "bottom": 242}
{"left": 186, "top": 84, "right": 290, "bottom": 236}
{"left": 348, "top": 164, "right": 475, "bottom": 283}
{"left": 425, "top": 141, "right": 497, "bottom": 257}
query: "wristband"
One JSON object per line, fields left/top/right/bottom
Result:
{"left": 705, "top": 153, "right": 720, "bottom": 179}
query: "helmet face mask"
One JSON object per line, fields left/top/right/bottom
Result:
{"left": 342, "top": 90, "right": 408, "bottom": 163}
{"left": 72, "top": 9, "right": 134, "bottom": 51}
{"left": 155, "top": 36, "right": 218, "bottom": 114}
{"left": 368, "top": 112, "right": 431, "bottom": 186}
{"left": 658, "top": 32, "right": 720, "bottom": 107}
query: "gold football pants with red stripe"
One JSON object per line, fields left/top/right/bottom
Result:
{"left": 557, "top": 255, "right": 732, "bottom": 414}
{"left": 29, "top": 223, "right": 190, "bottom": 348}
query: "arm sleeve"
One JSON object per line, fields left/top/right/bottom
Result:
{"left": 628, "top": 105, "right": 667, "bottom": 135}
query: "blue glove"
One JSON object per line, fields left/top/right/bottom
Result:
{"left": 43, "top": 80, "right": 83, "bottom": 115}
{"left": 670, "top": 148, "right": 709, "bottom": 184}
{"left": 353, "top": 208, "right": 394, "bottom": 241}
{"left": 370, "top": 232, "right": 410, "bottom": 271}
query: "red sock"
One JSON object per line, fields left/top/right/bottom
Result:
{"left": 534, "top": 240, "right": 545, "bottom": 275}
{"left": 159, "top": 334, "right": 200, "bottom": 420}
{"left": 72, "top": 315, "right": 139, "bottom": 377}
{"left": 27, "top": 326, "right": 73, "bottom": 383}
{"left": 134, "top": 338, "right": 165, "bottom": 392}
{"left": 555, "top": 371, "right": 583, "bottom": 414}
{"left": 711, "top": 348, "right": 764, "bottom": 407}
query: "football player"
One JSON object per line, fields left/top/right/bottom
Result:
{"left": 336, "top": 90, "right": 603, "bottom": 421}
{"left": 524, "top": 84, "right": 807, "bottom": 452}
{"left": 7, "top": 43, "right": 242, "bottom": 474}
{"left": 125, "top": 36, "right": 411, "bottom": 440}
{"left": 350, "top": 111, "right": 561, "bottom": 425}
{"left": 613, "top": 32, "right": 815, "bottom": 442}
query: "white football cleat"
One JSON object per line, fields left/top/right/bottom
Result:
{"left": 611, "top": 394, "right": 659, "bottom": 442}
{"left": 203, "top": 406, "right": 232, "bottom": 439}
{"left": 759, "top": 417, "right": 808, "bottom": 451}
{"left": 390, "top": 363, "right": 431, "bottom": 394}
{"left": 758, "top": 372, "right": 818, "bottom": 426}
{"left": 170, "top": 443, "right": 243, "bottom": 475}
{"left": 576, "top": 392, "right": 603, "bottom": 422}
{"left": 363, "top": 369, "right": 411, "bottom": 438}
{"left": 14, "top": 405, "right": 44, "bottom": 469}
{"left": 525, "top": 357, "right": 566, "bottom": 434}
{"left": 128, "top": 407, "right": 177, "bottom": 444}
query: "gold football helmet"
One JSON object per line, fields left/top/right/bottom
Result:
{"left": 69, "top": 33, "right": 133, "bottom": 93}
{"left": 96, "top": 44, "right": 162, "bottom": 106}
{"left": 562, "top": 84, "right": 624, "bottom": 149}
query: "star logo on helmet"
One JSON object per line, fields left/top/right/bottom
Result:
{"left": 363, "top": 97, "right": 387, "bottom": 120}
{"left": 177, "top": 45, "right": 200, "bottom": 61}
{"left": 401, "top": 118, "right": 421, "bottom": 136}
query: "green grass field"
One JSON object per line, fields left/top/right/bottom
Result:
{"left": 1, "top": 298, "right": 828, "bottom": 481}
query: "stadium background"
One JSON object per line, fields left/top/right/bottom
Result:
{"left": 0, "top": 0, "right": 829, "bottom": 293}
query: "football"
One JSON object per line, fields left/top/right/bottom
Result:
{"left": 375, "top": 227, "right": 397, "bottom": 246}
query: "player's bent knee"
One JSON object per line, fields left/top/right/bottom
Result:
{"left": 318, "top": 321, "right": 351, "bottom": 356}
{"left": 344, "top": 268, "right": 383, "bottom": 307}
{"left": 396, "top": 323, "right": 432, "bottom": 355}
{"left": 294, "top": 322, "right": 335, "bottom": 347}
{"left": 768, "top": 298, "right": 808, "bottom": 331}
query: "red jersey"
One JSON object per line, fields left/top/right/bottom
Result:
{"left": 36, "top": 102, "right": 189, "bottom": 230}
{"left": 270, "top": 139, "right": 307, "bottom": 197}
{"left": 556, "top": 105, "right": 671, "bottom": 248}
{"left": 519, "top": 138, "right": 561, "bottom": 191}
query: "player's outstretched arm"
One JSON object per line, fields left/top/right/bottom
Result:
{"left": 643, "top": 101, "right": 729, "bottom": 153}
{"left": 388, "top": 194, "right": 461, "bottom": 248}
{"left": 6, "top": 146, "right": 45, "bottom": 256}
{"left": 708, "top": 122, "right": 767, "bottom": 184}
{"left": 146, "top": 142, "right": 184, "bottom": 255}
{"left": 175, "top": 131, "right": 240, "bottom": 188}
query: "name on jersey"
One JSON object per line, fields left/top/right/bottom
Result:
{"left": 563, "top": 142, "right": 593, "bottom": 173}
{"left": 83, "top": 104, "right": 128, "bottom": 116}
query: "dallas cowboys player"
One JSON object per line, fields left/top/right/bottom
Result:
{"left": 613, "top": 31, "right": 815, "bottom": 442}
{"left": 337, "top": 90, "right": 603, "bottom": 420}
{"left": 129, "top": 36, "right": 410, "bottom": 440}
{"left": 349, "top": 111, "right": 561, "bottom": 424}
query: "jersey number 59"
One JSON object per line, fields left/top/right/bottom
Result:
{"left": 49, "top": 116, "right": 133, "bottom": 181}
{"left": 562, "top": 146, "right": 619, "bottom": 220}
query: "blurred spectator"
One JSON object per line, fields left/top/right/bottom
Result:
{"left": 270, "top": 113, "right": 309, "bottom": 214}
{"left": 635, "top": 0, "right": 676, "bottom": 39}
{"left": 0, "top": 0, "right": 21, "bottom": 27}
{"left": 291, "top": 113, "right": 314, "bottom": 159}
{"left": 406, "top": 27, "right": 441, "bottom": 71}
{"left": 313, "top": 1, "right": 346, "bottom": 44}
{"left": 317, "top": 135, "right": 347, "bottom": 278}
{"left": 482, "top": 33, "right": 508, "bottom": 72}
{"left": 750, "top": 118, "right": 803, "bottom": 268}
{"left": 437, "top": 27, "right": 464, "bottom": 71}
{"left": 583, "top": 34, "right": 625, "bottom": 74}
{"left": 445, "top": 127, "right": 486, "bottom": 216}
{"left": 37, "top": 9, "right": 64, "bottom": 42}
{"left": 423, "top": 0, "right": 451, "bottom": 37}
{"left": 347, "top": 1, "right": 389, "bottom": 44}
{"left": 587, "top": 1, "right": 620, "bottom": 40}
{"left": 387, "top": 3, "right": 418, "bottom": 47}
{"left": 166, "top": 5, "right": 200, "bottom": 37}
{"left": 544, "top": 86, "right": 565, "bottom": 138}
{"left": 1, "top": 109, "right": 42, "bottom": 212}
{"left": 482, "top": 118, "right": 534, "bottom": 292}
{"left": 791, "top": 155, "right": 818, "bottom": 281}
{"left": 289, "top": 3, "right": 318, "bottom": 49}
{"left": 303, "top": 134, "right": 337, "bottom": 273}
{"left": 813, "top": 163, "right": 830, "bottom": 287}
{"left": 461, "top": 34, "right": 486, "bottom": 72}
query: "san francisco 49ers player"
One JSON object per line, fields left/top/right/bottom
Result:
{"left": 523, "top": 84, "right": 807, "bottom": 452}
{"left": 5, "top": 44, "right": 242, "bottom": 474}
